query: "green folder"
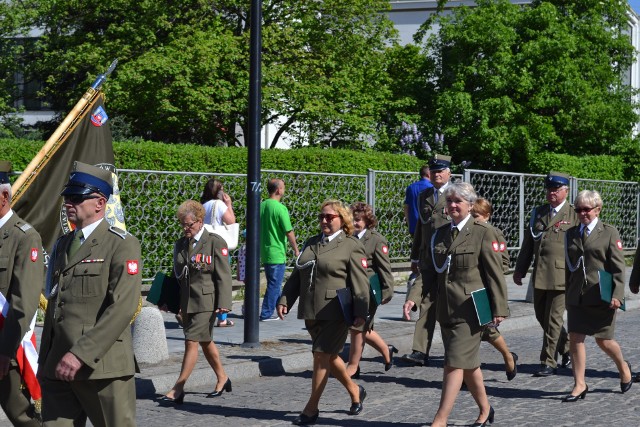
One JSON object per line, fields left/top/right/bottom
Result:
{"left": 598, "top": 269, "right": 626, "bottom": 311}
{"left": 471, "top": 287, "right": 493, "bottom": 326}
{"left": 369, "top": 273, "right": 382, "bottom": 307}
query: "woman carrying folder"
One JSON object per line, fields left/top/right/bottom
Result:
{"left": 159, "top": 200, "right": 233, "bottom": 404}
{"left": 409, "top": 181, "right": 508, "bottom": 427}
{"left": 277, "top": 200, "right": 370, "bottom": 425}
{"left": 563, "top": 190, "right": 632, "bottom": 401}
{"left": 345, "top": 202, "right": 397, "bottom": 379}
{"left": 472, "top": 198, "right": 518, "bottom": 381}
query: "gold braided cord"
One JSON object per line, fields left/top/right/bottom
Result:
{"left": 130, "top": 296, "right": 143, "bottom": 324}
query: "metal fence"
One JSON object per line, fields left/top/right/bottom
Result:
{"left": 105, "top": 168, "right": 640, "bottom": 279}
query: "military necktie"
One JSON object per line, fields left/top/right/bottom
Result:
{"left": 582, "top": 227, "right": 589, "bottom": 244}
{"left": 451, "top": 227, "right": 459, "bottom": 241}
{"left": 67, "top": 230, "right": 84, "bottom": 259}
{"left": 550, "top": 208, "right": 557, "bottom": 219}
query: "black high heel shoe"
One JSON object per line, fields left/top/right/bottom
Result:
{"left": 561, "top": 385, "right": 588, "bottom": 402}
{"left": 348, "top": 385, "right": 366, "bottom": 415}
{"left": 506, "top": 352, "right": 518, "bottom": 381}
{"left": 350, "top": 365, "right": 360, "bottom": 379}
{"left": 471, "top": 406, "right": 494, "bottom": 427}
{"left": 385, "top": 345, "right": 398, "bottom": 371}
{"left": 207, "top": 378, "right": 232, "bottom": 398}
{"left": 158, "top": 391, "right": 185, "bottom": 405}
{"left": 292, "top": 410, "right": 319, "bottom": 425}
{"left": 621, "top": 361, "right": 633, "bottom": 393}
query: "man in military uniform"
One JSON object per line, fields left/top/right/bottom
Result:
{"left": 39, "top": 162, "right": 141, "bottom": 426}
{"left": 514, "top": 171, "right": 577, "bottom": 377}
{"left": 0, "top": 161, "right": 43, "bottom": 427}
{"left": 401, "top": 154, "right": 452, "bottom": 366}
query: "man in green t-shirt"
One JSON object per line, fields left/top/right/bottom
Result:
{"left": 260, "top": 179, "right": 299, "bottom": 321}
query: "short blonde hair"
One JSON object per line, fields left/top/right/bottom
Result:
{"left": 321, "top": 199, "right": 354, "bottom": 236}
{"left": 177, "top": 200, "right": 205, "bottom": 222}
{"left": 472, "top": 197, "right": 493, "bottom": 220}
{"left": 575, "top": 190, "right": 603, "bottom": 209}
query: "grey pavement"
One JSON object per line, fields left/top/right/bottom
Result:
{"left": 3, "top": 269, "right": 640, "bottom": 426}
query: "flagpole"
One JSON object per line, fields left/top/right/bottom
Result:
{"left": 11, "top": 60, "right": 118, "bottom": 205}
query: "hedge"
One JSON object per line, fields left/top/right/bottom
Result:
{"left": 0, "top": 138, "right": 425, "bottom": 174}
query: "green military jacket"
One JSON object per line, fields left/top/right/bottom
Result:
{"left": 423, "top": 219, "right": 509, "bottom": 326}
{"left": 0, "top": 211, "right": 43, "bottom": 360}
{"left": 279, "top": 232, "right": 370, "bottom": 322}
{"left": 39, "top": 219, "right": 141, "bottom": 380}
{"left": 514, "top": 202, "right": 578, "bottom": 290}
{"left": 174, "top": 229, "right": 232, "bottom": 314}
{"left": 359, "top": 229, "right": 394, "bottom": 303}
{"left": 410, "top": 185, "right": 451, "bottom": 270}
{"left": 565, "top": 221, "right": 625, "bottom": 306}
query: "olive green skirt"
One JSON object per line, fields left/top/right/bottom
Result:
{"left": 183, "top": 311, "right": 215, "bottom": 342}
{"left": 305, "top": 319, "right": 349, "bottom": 354}
{"left": 441, "top": 321, "right": 482, "bottom": 369}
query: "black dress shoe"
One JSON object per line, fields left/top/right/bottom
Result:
{"left": 471, "top": 406, "right": 494, "bottom": 427}
{"left": 560, "top": 352, "right": 571, "bottom": 369}
{"left": 157, "top": 392, "right": 185, "bottom": 405}
{"left": 561, "top": 385, "right": 588, "bottom": 402}
{"left": 292, "top": 411, "right": 319, "bottom": 425}
{"left": 621, "top": 361, "right": 633, "bottom": 394}
{"left": 385, "top": 345, "right": 398, "bottom": 371}
{"left": 400, "top": 351, "right": 426, "bottom": 366}
{"left": 350, "top": 365, "right": 360, "bottom": 379}
{"left": 533, "top": 364, "right": 556, "bottom": 377}
{"left": 348, "top": 385, "right": 366, "bottom": 415}
{"left": 206, "top": 378, "right": 232, "bottom": 398}
{"left": 506, "top": 352, "right": 518, "bottom": 381}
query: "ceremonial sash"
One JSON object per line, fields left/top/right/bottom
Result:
{"left": 0, "top": 291, "right": 41, "bottom": 401}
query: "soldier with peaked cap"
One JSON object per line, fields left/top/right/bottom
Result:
{"left": 0, "top": 161, "right": 44, "bottom": 427}
{"left": 39, "top": 161, "right": 141, "bottom": 427}
{"left": 401, "top": 154, "right": 452, "bottom": 366}
{"left": 513, "top": 171, "right": 578, "bottom": 377}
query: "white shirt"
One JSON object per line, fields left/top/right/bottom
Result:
{"left": 78, "top": 218, "right": 104, "bottom": 244}
{"left": 551, "top": 199, "right": 567, "bottom": 217}
{"left": 580, "top": 217, "right": 599, "bottom": 236}
{"left": 0, "top": 209, "right": 13, "bottom": 229}
{"left": 452, "top": 214, "right": 472, "bottom": 233}
{"left": 203, "top": 200, "right": 228, "bottom": 226}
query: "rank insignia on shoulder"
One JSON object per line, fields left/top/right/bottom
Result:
{"left": 127, "top": 260, "right": 139, "bottom": 275}
{"left": 18, "top": 222, "right": 33, "bottom": 232}
{"left": 108, "top": 226, "right": 127, "bottom": 239}
{"left": 492, "top": 242, "right": 500, "bottom": 252}
{"left": 361, "top": 258, "right": 368, "bottom": 268}
{"left": 382, "top": 245, "right": 389, "bottom": 254}
{"left": 30, "top": 248, "right": 38, "bottom": 262}
{"left": 221, "top": 248, "right": 229, "bottom": 257}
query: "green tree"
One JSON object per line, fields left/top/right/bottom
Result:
{"left": 420, "top": 0, "right": 638, "bottom": 170}
{"left": 23, "top": 0, "right": 399, "bottom": 147}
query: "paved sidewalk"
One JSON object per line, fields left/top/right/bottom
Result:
{"left": 134, "top": 269, "right": 640, "bottom": 397}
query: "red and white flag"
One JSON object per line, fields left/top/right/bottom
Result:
{"left": 0, "top": 291, "right": 41, "bottom": 401}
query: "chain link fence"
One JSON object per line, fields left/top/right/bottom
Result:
{"left": 17, "top": 167, "right": 636, "bottom": 279}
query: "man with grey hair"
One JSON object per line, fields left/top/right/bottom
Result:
{"left": 0, "top": 161, "right": 44, "bottom": 426}
{"left": 514, "top": 171, "right": 578, "bottom": 377}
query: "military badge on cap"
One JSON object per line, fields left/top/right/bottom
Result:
{"left": 545, "top": 171, "right": 570, "bottom": 188}
{"left": 428, "top": 154, "right": 452, "bottom": 172}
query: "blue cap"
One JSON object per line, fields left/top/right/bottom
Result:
{"left": 60, "top": 161, "right": 113, "bottom": 198}
{"left": 429, "top": 154, "right": 452, "bottom": 171}
{"left": 545, "top": 171, "right": 570, "bottom": 188}
{"left": 0, "top": 161, "right": 10, "bottom": 184}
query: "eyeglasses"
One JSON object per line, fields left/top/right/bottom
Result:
{"left": 574, "top": 206, "right": 596, "bottom": 214}
{"left": 63, "top": 195, "right": 101, "bottom": 204}
{"left": 180, "top": 220, "right": 200, "bottom": 229}
{"left": 318, "top": 213, "right": 340, "bottom": 222}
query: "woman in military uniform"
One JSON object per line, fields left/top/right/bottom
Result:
{"left": 160, "top": 200, "right": 233, "bottom": 404}
{"left": 277, "top": 199, "right": 370, "bottom": 425}
{"left": 417, "top": 182, "right": 509, "bottom": 427}
{"left": 563, "top": 190, "right": 632, "bottom": 401}
{"left": 472, "top": 198, "right": 518, "bottom": 381}
{"left": 345, "top": 202, "right": 397, "bottom": 378}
